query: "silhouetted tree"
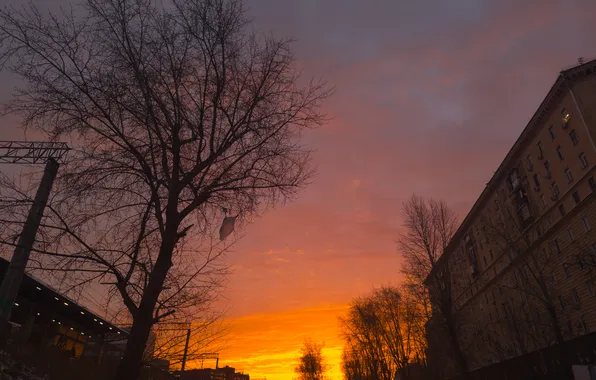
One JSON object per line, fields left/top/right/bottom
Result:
{"left": 295, "top": 338, "right": 327, "bottom": 380}
{"left": 397, "top": 195, "right": 471, "bottom": 380}
{"left": 340, "top": 286, "right": 426, "bottom": 380}
{"left": 481, "top": 189, "right": 573, "bottom": 378}
{"left": 0, "top": 0, "right": 330, "bottom": 378}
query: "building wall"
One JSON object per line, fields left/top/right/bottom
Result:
{"left": 426, "top": 61, "right": 596, "bottom": 379}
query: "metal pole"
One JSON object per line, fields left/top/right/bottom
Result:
{"left": 181, "top": 328, "right": 191, "bottom": 372}
{"left": 0, "top": 158, "right": 59, "bottom": 344}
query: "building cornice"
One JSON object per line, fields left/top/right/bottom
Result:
{"left": 425, "top": 58, "right": 596, "bottom": 285}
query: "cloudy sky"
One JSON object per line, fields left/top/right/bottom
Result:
{"left": 1, "top": 0, "right": 596, "bottom": 378}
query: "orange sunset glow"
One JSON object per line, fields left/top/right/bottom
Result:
{"left": 2, "top": 0, "right": 596, "bottom": 379}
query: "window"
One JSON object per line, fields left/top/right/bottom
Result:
{"left": 541, "top": 194, "right": 547, "bottom": 207}
{"left": 551, "top": 182, "right": 560, "bottom": 197}
{"left": 581, "top": 317, "right": 588, "bottom": 333}
{"left": 570, "top": 130, "right": 579, "bottom": 145}
{"left": 489, "top": 249, "right": 493, "bottom": 261}
{"left": 483, "top": 256, "right": 487, "bottom": 266}
{"left": 590, "top": 177, "right": 596, "bottom": 191}
{"left": 509, "top": 171, "right": 520, "bottom": 190}
{"left": 568, "top": 229, "right": 575, "bottom": 242}
{"left": 553, "top": 238, "right": 561, "bottom": 253}
{"left": 559, "top": 295, "right": 565, "bottom": 309}
{"left": 580, "top": 152, "right": 589, "bottom": 168}
{"left": 572, "top": 288, "right": 580, "bottom": 305}
{"left": 572, "top": 191, "right": 581, "bottom": 205}
{"left": 537, "top": 141, "right": 544, "bottom": 158}
{"left": 526, "top": 155, "right": 533, "bottom": 170}
{"left": 562, "top": 109, "right": 572, "bottom": 124}
{"left": 498, "top": 285, "right": 502, "bottom": 295}
{"left": 559, "top": 204, "right": 566, "bottom": 217}
{"left": 565, "top": 168, "right": 573, "bottom": 183}
{"left": 587, "top": 281, "right": 594, "bottom": 297}
{"left": 556, "top": 146, "right": 564, "bottom": 161}
{"left": 544, "top": 160, "right": 551, "bottom": 175}
{"left": 533, "top": 173, "right": 540, "bottom": 189}
{"left": 549, "top": 125, "right": 556, "bottom": 140}
{"left": 548, "top": 217, "right": 553, "bottom": 228}
{"left": 568, "top": 320, "right": 573, "bottom": 336}
{"left": 582, "top": 216, "right": 591, "bottom": 232}
{"left": 520, "top": 203, "right": 531, "bottom": 221}
{"left": 563, "top": 263, "right": 570, "bottom": 278}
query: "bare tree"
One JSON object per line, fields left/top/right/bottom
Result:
{"left": 339, "top": 286, "right": 426, "bottom": 380}
{"left": 479, "top": 179, "right": 575, "bottom": 378}
{"left": 397, "top": 195, "right": 471, "bottom": 379}
{"left": 0, "top": 1, "right": 330, "bottom": 379}
{"left": 295, "top": 338, "right": 327, "bottom": 380}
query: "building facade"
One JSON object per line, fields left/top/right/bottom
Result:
{"left": 425, "top": 58, "right": 596, "bottom": 379}
{"left": 180, "top": 366, "right": 249, "bottom": 380}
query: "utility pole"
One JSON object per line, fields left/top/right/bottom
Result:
{"left": 0, "top": 141, "right": 69, "bottom": 344}
{"left": 181, "top": 328, "right": 191, "bottom": 372}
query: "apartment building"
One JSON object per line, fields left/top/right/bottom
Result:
{"left": 425, "top": 58, "right": 596, "bottom": 380}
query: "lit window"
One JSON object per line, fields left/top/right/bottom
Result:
{"left": 565, "top": 168, "right": 573, "bottom": 183}
{"left": 580, "top": 152, "right": 589, "bottom": 168}
{"left": 570, "top": 130, "right": 579, "bottom": 145}
{"left": 562, "top": 108, "right": 572, "bottom": 124}
{"left": 582, "top": 216, "right": 591, "bottom": 232}
{"left": 556, "top": 146, "right": 564, "bottom": 161}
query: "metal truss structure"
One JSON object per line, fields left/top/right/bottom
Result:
{"left": 0, "top": 141, "right": 70, "bottom": 164}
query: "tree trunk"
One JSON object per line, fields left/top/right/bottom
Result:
{"left": 546, "top": 306, "right": 573, "bottom": 380}
{"left": 115, "top": 230, "right": 177, "bottom": 380}
{"left": 445, "top": 313, "right": 471, "bottom": 380}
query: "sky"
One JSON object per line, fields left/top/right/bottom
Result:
{"left": 1, "top": 0, "right": 596, "bottom": 379}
